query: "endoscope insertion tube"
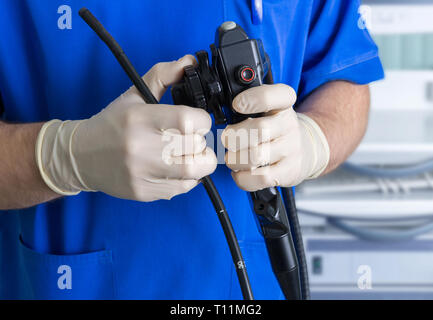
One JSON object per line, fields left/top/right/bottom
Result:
{"left": 78, "top": 7, "right": 254, "bottom": 300}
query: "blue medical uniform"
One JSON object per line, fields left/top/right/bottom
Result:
{"left": 0, "top": 0, "right": 383, "bottom": 299}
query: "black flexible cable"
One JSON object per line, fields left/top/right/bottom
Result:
{"left": 79, "top": 7, "right": 253, "bottom": 300}
{"left": 282, "top": 187, "right": 310, "bottom": 300}
{"left": 79, "top": 8, "right": 158, "bottom": 104}
{"left": 202, "top": 176, "right": 254, "bottom": 300}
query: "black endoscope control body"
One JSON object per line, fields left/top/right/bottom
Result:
{"left": 172, "top": 22, "right": 301, "bottom": 300}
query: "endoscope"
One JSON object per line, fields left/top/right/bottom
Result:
{"left": 79, "top": 7, "right": 309, "bottom": 300}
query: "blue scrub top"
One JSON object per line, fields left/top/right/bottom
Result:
{"left": 0, "top": 0, "right": 383, "bottom": 299}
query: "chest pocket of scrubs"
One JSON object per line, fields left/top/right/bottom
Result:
{"left": 18, "top": 236, "right": 115, "bottom": 299}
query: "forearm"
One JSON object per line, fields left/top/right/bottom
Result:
{"left": 296, "top": 81, "right": 370, "bottom": 175}
{"left": 0, "top": 121, "right": 60, "bottom": 210}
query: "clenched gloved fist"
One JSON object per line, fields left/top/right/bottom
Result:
{"left": 221, "top": 84, "right": 330, "bottom": 192}
{"left": 36, "top": 55, "right": 217, "bottom": 201}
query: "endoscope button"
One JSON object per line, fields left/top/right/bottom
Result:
{"left": 237, "top": 65, "right": 256, "bottom": 85}
{"left": 220, "top": 21, "right": 237, "bottom": 31}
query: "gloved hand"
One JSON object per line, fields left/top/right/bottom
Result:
{"left": 221, "top": 84, "right": 330, "bottom": 192}
{"left": 36, "top": 55, "right": 217, "bottom": 202}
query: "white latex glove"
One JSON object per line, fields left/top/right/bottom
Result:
{"left": 221, "top": 84, "right": 330, "bottom": 192}
{"left": 36, "top": 55, "right": 217, "bottom": 202}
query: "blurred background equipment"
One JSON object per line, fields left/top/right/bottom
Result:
{"left": 296, "top": 0, "right": 433, "bottom": 299}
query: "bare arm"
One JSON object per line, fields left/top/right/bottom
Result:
{"left": 0, "top": 121, "right": 60, "bottom": 210}
{"left": 296, "top": 81, "right": 370, "bottom": 175}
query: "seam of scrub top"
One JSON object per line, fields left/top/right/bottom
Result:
{"left": 302, "top": 50, "right": 380, "bottom": 79}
